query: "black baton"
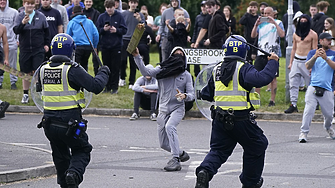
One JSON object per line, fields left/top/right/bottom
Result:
{"left": 230, "top": 35, "right": 271, "bottom": 57}
{"left": 79, "top": 22, "right": 103, "bottom": 67}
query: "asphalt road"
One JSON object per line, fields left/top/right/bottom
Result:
{"left": 1, "top": 113, "right": 335, "bottom": 188}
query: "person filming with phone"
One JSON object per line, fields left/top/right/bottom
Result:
{"left": 96, "top": 0, "right": 127, "bottom": 94}
{"left": 298, "top": 32, "right": 335, "bottom": 143}
{"left": 251, "top": 6, "right": 285, "bottom": 107}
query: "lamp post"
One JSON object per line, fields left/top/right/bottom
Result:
{"left": 285, "top": 0, "right": 293, "bottom": 103}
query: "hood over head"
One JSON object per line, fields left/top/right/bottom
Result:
{"left": 293, "top": 11, "right": 303, "bottom": 21}
{"left": 51, "top": 0, "right": 60, "bottom": 5}
{"left": 296, "top": 14, "right": 311, "bottom": 41}
{"left": 1, "top": 0, "right": 9, "bottom": 11}
{"left": 171, "top": 0, "right": 181, "bottom": 8}
{"left": 170, "top": 46, "right": 187, "bottom": 68}
{"left": 293, "top": 1, "right": 301, "bottom": 13}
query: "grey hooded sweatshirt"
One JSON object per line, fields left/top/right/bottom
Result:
{"left": 157, "top": 0, "right": 189, "bottom": 38}
{"left": 0, "top": 0, "right": 18, "bottom": 50}
{"left": 51, "top": 0, "right": 68, "bottom": 32}
{"left": 134, "top": 46, "right": 194, "bottom": 113}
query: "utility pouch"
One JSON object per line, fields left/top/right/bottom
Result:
{"left": 37, "top": 117, "right": 50, "bottom": 129}
{"left": 66, "top": 119, "right": 77, "bottom": 138}
{"left": 314, "top": 86, "right": 326, "bottom": 97}
{"left": 215, "top": 107, "right": 235, "bottom": 130}
{"left": 223, "top": 108, "right": 235, "bottom": 130}
{"left": 66, "top": 119, "right": 88, "bottom": 139}
{"left": 210, "top": 105, "right": 216, "bottom": 120}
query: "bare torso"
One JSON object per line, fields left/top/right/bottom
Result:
{"left": 294, "top": 30, "right": 318, "bottom": 56}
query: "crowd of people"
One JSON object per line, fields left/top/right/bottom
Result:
{"left": 1, "top": 0, "right": 335, "bottom": 187}
{"left": 0, "top": 0, "right": 331, "bottom": 110}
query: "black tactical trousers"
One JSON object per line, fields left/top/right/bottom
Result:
{"left": 44, "top": 124, "right": 92, "bottom": 187}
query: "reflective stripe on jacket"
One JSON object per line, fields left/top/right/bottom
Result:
{"left": 40, "top": 63, "right": 85, "bottom": 110}
{"left": 213, "top": 61, "right": 260, "bottom": 110}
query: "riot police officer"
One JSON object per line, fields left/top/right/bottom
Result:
{"left": 36, "top": 33, "right": 109, "bottom": 188}
{"left": 195, "top": 35, "right": 279, "bottom": 188}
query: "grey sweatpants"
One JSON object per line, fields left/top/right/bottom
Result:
{"left": 157, "top": 107, "right": 185, "bottom": 158}
{"left": 300, "top": 85, "right": 334, "bottom": 133}
{"left": 289, "top": 55, "right": 310, "bottom": 106}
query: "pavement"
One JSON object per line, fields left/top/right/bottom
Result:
{"left": 0, "top": 105, "right": 326, "bottom": 184}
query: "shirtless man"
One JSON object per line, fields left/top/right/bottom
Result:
{"left": 285, "top": 14, "right": 318, "bottom": 113}
{"left": 0, "top": 22, "right": 9, "bottom": 89}
{"left": 0, "top": 23, "right": 9, "bottom": 66}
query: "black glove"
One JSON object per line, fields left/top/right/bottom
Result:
{"left": 98, "top": 65, "right": 110, "bottom": 75}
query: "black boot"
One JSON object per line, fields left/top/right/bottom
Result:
{"left": 65, "top": 171, "right": 79, "bottom": 188}
{"left": 195, "top": 169, "right": 209, "bottom": 188}
{"left": 242, "top": 177, "right": 263, "bottom": 188}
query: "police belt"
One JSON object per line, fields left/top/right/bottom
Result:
{"left": 49, "top": 120, "right": 69, "bottom": 128}
{"left": 210, "top": 106, "right": 250, "bottom": 122}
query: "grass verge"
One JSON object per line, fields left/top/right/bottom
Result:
{"left": 0, "top": 53, "right": 310, "bottom": 114}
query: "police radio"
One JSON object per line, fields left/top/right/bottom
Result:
{"left": 66, "top": 119, "right": 88, "bottom": 139}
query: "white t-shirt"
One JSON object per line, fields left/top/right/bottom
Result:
{"left": 146, "top": 15, "right": 154, "bottom": 26}
{"left": 257, "top": 19, "right": 285, "bottom": 56}
{"left": 325, "top": 30, "right": 335, "bottom": 47}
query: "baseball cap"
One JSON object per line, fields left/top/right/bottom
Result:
{"left": 319, "top": 32, "right": 335, "bottom": 40}
{"left": 201, "top": 1, "right": 206, "bottom": 6}
{"left": 260, "top": 2, "right": 269, "bottom": 7}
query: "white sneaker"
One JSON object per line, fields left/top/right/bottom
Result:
{"left": 326, "top": 128, "right": 335, "bottom": 139}
{"left": 21, "top": 94, "right": 29, "bottom": 104}
{"left": 118, "top": 79, "right": 125, "bottom": 87}
{"left": 128, "top": 85, "right": 133, "bottom": 89}
{"left": 129, "top": 113, "right": 139, "bottom": 120}
{"left": 299, "top": 132, "right": 307, "bottom": 143}
{"left": 332, "top": 117, "right": 335, "bottom": 124}
{"left": 150, "top": 113, "right": 157, "bottom": 121}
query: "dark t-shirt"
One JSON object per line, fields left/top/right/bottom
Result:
{"left": 201, "top": 14, "right": 211, "bottom": 41}
{"left": 39, "top": 7, "right": 63, "bottom": 43}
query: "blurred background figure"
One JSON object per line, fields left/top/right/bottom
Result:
{"left": 223, "top": 5, "right": 236, "bottom": 36}
{"left": 152, "top": 3, "right": 167, "bottom": 63}
{"left": 324, "top": 17, "right": 335, "bottom": 50}
{"left": 140, "top": 5, "right": 153, "bottom": 28}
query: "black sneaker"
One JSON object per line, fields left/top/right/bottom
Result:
{"left": 268, "top": 101, "right": 275, "bottom": 107}
{"left": 0, "top": 84, "right": 2, "bottom": 89}
{"left": 299, "top": 86, "right": 307, "bottom": 92}
{"left": 11, "top": 83, "right": 17, "bottom": 90}
{"left": 65, "top": 171, "right": 79, "bottom": 188}
{"left": 242, "top": 177, "right": 264, "bottom": 188}
{"left": 164, "top": 157, "right": 181, "bottom": 171}
{"left": 0, "top": 101, "right": 10, "bottom": 119}
{"left": 195, "top": 169, "right": 209, "bottom": 188}
{"left": 284, "top": 104, "right": 298, "bottom": 113}
{"left": 179, "top": 150, "right": 190, "bottom": 162}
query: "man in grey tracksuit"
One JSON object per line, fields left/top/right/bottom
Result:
{"left": 132, "top": 46, "right": 194, "bottom": 171}
{"left": 156, "top": 0, "right": 189, "bottom": 62}
{"left": 0, "top": 0, "right": 18, "bottom": 90}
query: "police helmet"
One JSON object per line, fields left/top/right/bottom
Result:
{"left": 50, "top": 33, "right": 75, "bottom": 58}
{"left": 222, "top": 35, "right": 250, "bottom": 59}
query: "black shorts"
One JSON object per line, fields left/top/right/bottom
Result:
{"left": 19, "top": 49, "right": 45, "bottom": 73}
{"left": 254, "top": 55, "right": 279, "bottom": 77}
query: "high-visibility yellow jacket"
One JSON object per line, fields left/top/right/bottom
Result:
{"left": 213, "top": 61, "right": 260, "bottom": 110}
{"left": 40, "top": 62, "right": 85, "bottom": 110}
